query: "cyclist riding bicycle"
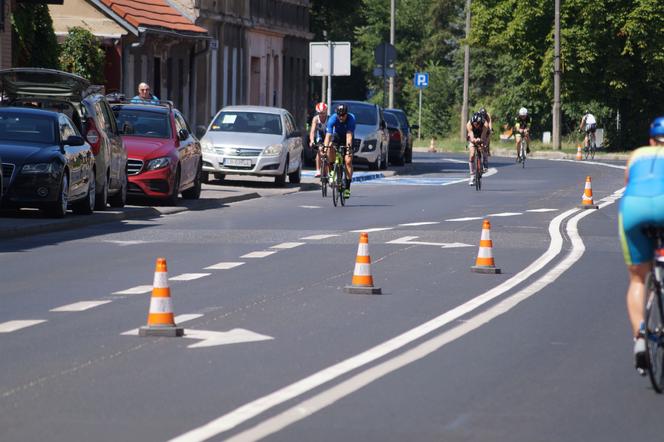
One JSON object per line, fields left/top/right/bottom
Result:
{"left": 466, "top": 112, "right": 489, "bottom": 186}
{"left": 309, "top": 102, "right": 329, "bottom": 177}
{"left": 579, "top": 110, "right": 597, "bottom": 151}
{"left": 619, "top": 116, "right": 664, "bottom": 375}
{"left": 514, "top": 107, "right": 531, "bottom": 160}
{"left": 478, "top": 107, "right": 492, "bottom": 171}
{"left": 324, "top": 104, "right": 356, "bottom": 198}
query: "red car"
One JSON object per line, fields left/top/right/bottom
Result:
{"left": 111, "top": 102, "right": 202, "bottom": 205}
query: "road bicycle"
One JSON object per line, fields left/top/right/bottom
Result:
{"left": 517, "top": 131, "right": 527, "bottom": 168}
{"left": 584, "top": 130, "right": 597, "bottom": 160}
{"left": 644, "top": 227, "right": 664, "bottom": 393}
{"left": 329, "top": 143, "right": 348, "bottom": 207}
{"left": 472, "top": 141, "right": 484, "bottom": 191}
{"left": 315, "top": 143, "right": 329, "bottom": 198}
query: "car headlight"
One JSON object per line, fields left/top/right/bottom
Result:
{"left": 263, "top": 144, "right": 283, "bottom": 156}
{"left": 21, "top": 162, "right": 57, "bottom": 174}
{"left": 146, "top": 157, "right": 171, "bottom": 171}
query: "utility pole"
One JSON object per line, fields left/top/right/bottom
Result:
{"left": 460, "top": 0, "right": 471, "bottom": 142}
{"left": 388, "top": 0, "right": 395, "bottom": 109}
{"left": 552, "top": 0, "right": 561, "bottom": 149}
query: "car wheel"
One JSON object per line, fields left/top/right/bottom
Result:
{"left": 288, "top": 154, "right": 302, "bottom": 184}
{"left": 73, "top": 167, "right": 96, "bottom": 215}
{"left": 94, "top": 171, "right": 109, "bottom": 211}
{"left": 405, "top": 145, "right": 413, "bottom": 163}
{"left": 275, "top": 155, "right": 288, "bottom": 187}
{"left": 109, "top": 173, "right": 127, "bottom": 208}
{"left": 164, "top": 167, "right": 180, "bottom": 206}
{"left": 182, "top": 160, "right": 202, "bottom": 200}
{"left": 45, "top": 173, "right": 69, "bottom": 218}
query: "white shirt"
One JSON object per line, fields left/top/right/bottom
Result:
{"left": 584, "top": 114, "right": 596, "bottom": 125}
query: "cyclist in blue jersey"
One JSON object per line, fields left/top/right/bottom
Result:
{"left": 619, "top": 116, "right": 664, "bottom": 375}
{"left": 324, "top": 104, "right": 356, "bottom": 198}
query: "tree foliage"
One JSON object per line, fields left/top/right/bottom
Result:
{"left": 59, "top": 27, "right": 105, "bottom": 84}
{"left": 11, "top": 3, "right": 59, "bottom": 68}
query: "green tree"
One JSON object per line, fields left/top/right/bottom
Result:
{"left": 12, "top": 3, "right": 59, "bottom": 68}
{"left": 59, "top": 27, "right": 105, "bottom": 84}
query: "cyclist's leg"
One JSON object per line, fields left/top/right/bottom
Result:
{"left": 315, "top": 146, "right": 321, "bottom": 176}
{"left": 515, "top": 134, "right": 521, "bottom": 160}
{"left": 482, "top": 143, "right": 489, "bottom": 170}
{"left": 525, "top": 132, "right": 530, "bottom": 153}
{"left": 344, "top": 149, "right": 353, "bottom": 195}
{"left": 468, "top": 143, "right": 476, "bottom": 184}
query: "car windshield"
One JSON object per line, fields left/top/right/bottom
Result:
{"left": 0, "top": 113, "right": 55, "bottom": 145}
{"left": 209, "top": 111, "right": 282, "bottom": 135}
{"left": 384, "top": 113, "right": 399, "bottom": 128}
{"left": 336, "top": 104, "right": 377, "bottom": 125}
{"left": 113, "top": 107, "right": 171, "bottom": 138}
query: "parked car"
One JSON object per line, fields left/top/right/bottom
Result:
{"left": 385, "top": 108, "right": 417, "bottom": 163}
{"left": 0, "top": 107, "right": 96, "bottom": 217}
{"left": 200, "top": 105, "right": 304, "bottom": 187}
{"left": 383, "top": 111, "right": 406, "bottom": 166}
{"left": 332, "top": 100, "right": 389, "bottom": 170}
{"left": 0, "top": 154, "right": 3, "bottom": 203}
{"left": 111, "top": 101, "right": 202, "bottom": 205}
{"left": 0, "top": 68, "right": 128, "bottom": 209}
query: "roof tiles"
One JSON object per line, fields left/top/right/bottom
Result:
{"left": 99, "top": 0, "right": 207, "bottom": 34}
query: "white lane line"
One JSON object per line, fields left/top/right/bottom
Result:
{"left": 205, "top": 262, "right": 245, "bottom": 270}
{"left": 527, "top": 208, "right": 558, "bottom": 213}
{"left": 224, "top": 208, "right": 599, "bottom": 442}
{"left": 445, "top": 217, "right": 482, "bottom": 222}
{"left": 550, "top": 158, "right": 626, "bottom": 169}
{"left": 486, "top": 212, "right": 522, "bottom": 217}
{"left": 112, "top": 285, "right": 152, "bottom": 295}
{"left": 50, "top": 301, "right": 112, "bottom": 312}
{"left": 122, "top": 313, "right": 204, "bottom": 336}
{"left": 102, "top": 240, "right": 147, "bottom": 246}
{"left": 168, "top": 208, "right": 580, "bottom": 442}
{"left": 271, "top": 242, "right": 305, "bottom": 249}
{"left": 301, "top": 234, "right": 340, "bottom": 240}
{"left": 0, "top": 320, "right": 47, "bottom": 333}
{"left": 398, "top": 222, "right": 440, "bottom": 227}
{"left": 350, "top": 227, "right": 394, "bottom": 233}
{"left": 241, "top": 251, "right": 277, "bottom": 258}
{"left": 299, "top": 205, "right": 321, "bottom": 209}
{"left": 169, "top": 273, "right": 210, "bottom": 281}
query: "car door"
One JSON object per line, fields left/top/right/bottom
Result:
{"left": 99, "top": 99, "right": 126, "bottom": 191}
{"left": 173, "top": 111, "right": 194, "bottom": 186}
{"left": 58, "top": 115, "right": 86, "bottom": 199}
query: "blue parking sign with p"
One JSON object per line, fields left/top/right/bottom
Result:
{"left": 414, "top": 72, "right": 428, "bottom": 88}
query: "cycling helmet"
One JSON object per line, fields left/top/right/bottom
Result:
{"left": 315, "top": 102, "right": 328, "bottom": 114}
{"left": 650, "top": 116, "right": 664, "bottom": 139}
{"left": 336, "top": 103, "right": 348, "bottom": 116}
{"left": 471, "top": 112, "right": 484, "bottom": 125}
{"left": 518, "top": 107, "right": 528, "bottom": 117}
{"left": 479, "top": 107, "right": 487, "bottom": 117}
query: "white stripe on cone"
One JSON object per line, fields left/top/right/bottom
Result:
{"left": 478, "top": 248, "right": 493, "bottom": 258}
{"left": 357, "top": 243, "right": 369, "bottom": 256}
{"left": 153, "top": 272, "right": 169, "bottom": 288}
{"left": 481, "top": 230, "right": 491, "bottom": 240}
{"left": 353, "top": 263, "right": 372, "bottom": 276}
{"left": 150, "top": 297, "right": 173, "bottom": 313}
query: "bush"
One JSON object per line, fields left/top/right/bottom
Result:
{"left": 59, "top": 27, "right": 104, "bottom": 84}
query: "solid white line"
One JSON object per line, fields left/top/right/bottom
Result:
{"left": 299, "top": 205, "right": 321, "bottom": 209}
{"left": 351, "top": 227, "right": 394, "bottom": 233}
{"left": 486, "top": 212, "right": 522, "bottom": 217}
{"left": 300, "top": 234, "right": 340, "bottom": 240}
{"left": 526, "top": 208, "right": 558, "bottom": 213}
{"left": 112, "top": 285, "right": 153, "bottom": 295}
{"left": 169, "top": 273, "right": 210, "bottom": 281}
{"left": 102, "top": 240, "right": 147, "bottom": 246}
{"left": 205, "top": 262, "right": 245, "bottom": 270}
{"left": 168, "top": 208, "right": 578, "bottom": 442}
{"left": 241, "top": 251, "right": 277, "bottom": 258}
{"left": 0, "top": 320, "right": 47, "bottom": 333}
{"left": 271, "top": 242, "right": 305, "bottom": 249}
{"left": 50, "top": 301, "right": 112, "bottom": 312}
{"left": 550, "top": 158, "right": 626, "bottom": 170}
{"left": 445, "top": 217, "right": 482, "bottom": 222}
{"left": 398, "top": 222, "right": 440, "bottom": 226}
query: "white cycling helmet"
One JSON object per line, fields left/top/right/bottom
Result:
{"left": 518, "top": 107, "right": 528, "bottom": 117}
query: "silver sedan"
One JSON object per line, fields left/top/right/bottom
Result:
{"left": 200, "top": 106, "right": 304, "bottom": 186}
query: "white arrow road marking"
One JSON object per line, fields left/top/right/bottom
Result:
{"left": 271, "top": 242, "right": 305, "bottom": 249}
{"left": 445, "top": 216, "right": 482, "bottom": 222}
{"left": 241, "top": 251, "right": 277, "bottom": 258}
{"left": 351, "top": 227, "right": 394, "bottom": 233}
{"left": 300, "top": 234, "right": 340, "bottom": 240}
{"left": 113, "top": 285, "right": 153, "bottom": 295}
{"left": 486, "top": 212, "right": 522, "bottom": 217}
{"left": 386, "top": 236, "right": 473, "bottom": 248}
{"left": 0, "top": 320, "right": 47, "bottom": 333}
{"left": 526, "top": 208, "right": 558, "bottom": 213}
{"left": 50, "top": 301, "right": 111, "bottom": 312}
{"left": 122, "top": 313, "right": 204, "bottom": 336}
{"left": 184, "top": 329, "right": 274, "bottom": 348}
{"left": 398, "top": 222, "right": 440, "bottom": 226}
{"left": 169, "top": 273, "right": 210, "bottom": 281}
{"left": 299, "top": 205, "right": 321, "bottom": 209}
{"left": 205, "top": 262, "right": 245, "bottom": 270}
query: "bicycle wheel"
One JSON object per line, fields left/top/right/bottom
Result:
{"left": 320, "top": 163, "right": 328, "bottom": 198}
{"left": 521, "top": 142, "right": 526, "bottom": 168}
{"left": 331, "top": 164, "right": 339, "bottom": 207}
{"left": 338, "top": 166, "right": 346, "bottom": 206}
{"left": 645, "top": 272, "right": 664, "bottom": 393}
{"left": 475, "top": 153, "right": 482, "bottom": 191}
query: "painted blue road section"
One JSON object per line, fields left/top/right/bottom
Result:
{"left": 302, "top": 171, "right": 384, "bottom": 183}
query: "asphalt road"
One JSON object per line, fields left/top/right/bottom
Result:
{"left": 1, "top": 152, "right": 661, "bottom": 442}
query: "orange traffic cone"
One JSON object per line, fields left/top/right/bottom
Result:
{"left": 344, "top": 232, "right": 382, "bottom": 294}
{"left": 578, "top": 176, "right": 599, "bottom": 209}
{"left": 471, "top": 220, "right": 501, "bottom": 274}
{"left": 576, "top": 144, "right": 583, "bottom": 160}
{"left": 139, "top": 257, "right": 184, "bottom": 337}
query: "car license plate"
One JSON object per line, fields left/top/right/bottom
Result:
{"left": 224, "top": 158, "right": 252, "bottom": 167}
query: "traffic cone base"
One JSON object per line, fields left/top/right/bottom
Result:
{"left": 140, "top": 257, "right": 184, "bottom": 337}
{"left": 471, "top": 265, "right": 501, "bottom": 274}
{"left": 139, "top": 325, "right": 184, "bottom": 337}
{"left": 471, "top": 219, "right": 501, "bottom": 274}
{"left": 344, "top": 232, "right": 382, "bottom": 295}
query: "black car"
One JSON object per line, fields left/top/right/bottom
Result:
{"left": 383, "top": 111, "right": 406, "bottom": 166}
{"left": 385, "top": 108, "right": 418, "bottom": 164}
{"left": 0, "top": 107, "right": 96, "bottom": 217}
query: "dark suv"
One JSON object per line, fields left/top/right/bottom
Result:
{"left": 385, "top": 108, "right": 417, "bottom": 163}
{"left": 0, "top": 68, "right": 128, "bottom": 209}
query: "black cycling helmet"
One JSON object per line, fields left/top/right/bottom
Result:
{"left": 479, "top": 107, "right": 487, "bottom": 117}
{"left": 471, "top": 112, "right": 484, "bottom": 125}
{"left": 336, "top": 103, "right": 348, "bottom": 116}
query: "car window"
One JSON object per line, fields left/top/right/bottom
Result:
{"left": 174, "top": 112, "right": 188, "bottom": 135}
{"left": 99, "top": 100, "right": 117, "bottom": 134}
{"left": 0, "top": 112, "right": 56, "bottom": 145}
{"left": 112, "top": 107, "right": 171, "bottom": 138}
{"left": 284, "top": 113, "right": 296, "bottom": 136}
{"left": 335, "top": 104, "right": 377, "bottom": 126}
{"left": 384, "top": 112, "right": 399, "bottom": 128}
{"left": 209, "top": 111, "right": 282, "bottom": 135}
{"left": 394, "top": 112, "right": 409, "bottom": 128}
{"left": 59, "top": 115, "right": 78, "bottom": 142}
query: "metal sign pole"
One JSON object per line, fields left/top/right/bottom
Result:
{"left": 327, "top": 40, "right": 333, "bottom": 112}
{"left": 418, "top": 88, "right": 423, "bottom": 140}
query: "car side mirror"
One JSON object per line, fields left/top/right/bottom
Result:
{"left": 178, "top": 128, "right": 189, "bottom": 141}
{"left": 64, "top": 135, "right": 85, "bottom": 146}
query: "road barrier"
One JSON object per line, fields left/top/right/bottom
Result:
{"left": 344, "top": 232, "right": 382, "bottom": 294}
{"left": 471, "top": 219, "right": 501, "bottom": 274}
{"left": 578, "top": 176, "right": 599, "bottom": 209}
{"left": 139, "top": 257, "right": 184, "bottom": 337}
